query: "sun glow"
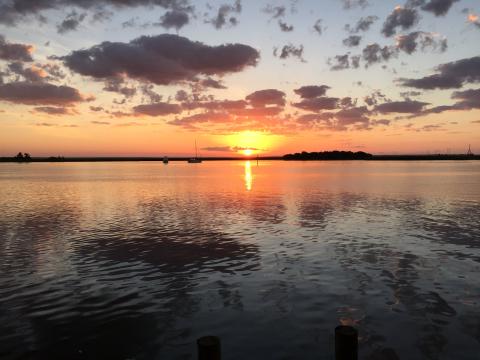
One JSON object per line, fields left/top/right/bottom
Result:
{"left": 224, "top": 131, "right": 279, "bottom": 156}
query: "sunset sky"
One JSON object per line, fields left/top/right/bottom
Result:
{"left": 0, "top": 0, "right": 479, "bottom": 156}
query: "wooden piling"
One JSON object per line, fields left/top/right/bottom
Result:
{"left": 335, "top": 325, "right": 358, "bottom": 360}
{"left": 197, "top": 335, "right": 221, "bottom": 360}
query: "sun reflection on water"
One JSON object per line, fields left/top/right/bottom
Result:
{"left": 244, "top": 160, "right": 252, "bottom": 191}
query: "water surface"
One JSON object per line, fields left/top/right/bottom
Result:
{"left": 0, "top": 161, "right": 479, "bottom": 359}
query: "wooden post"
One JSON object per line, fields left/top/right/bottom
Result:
{"left": 197, "top": 336, "right": 221, "bottom": 360}
{"left": 335, "top": 325, "right": 358, "bottom": 360}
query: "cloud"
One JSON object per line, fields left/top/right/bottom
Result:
{"left": 202, "top": 146, "right": 261, "bottom": 152}
{"left": 292, "top": 97, "right": 340, "bottom": 112}
{"left": 103, "top": 78, "right": 136, "bottom": 98}
{"left": 263, "top": 5, "right": 286, "bottom": 19}
{"left": 61, "top": 34, "right": 259, "bottom": 85}
{"left": 341, "top": 0, "right": 369, "bottom": 10}
{"left": 382, "top": 7, "right": 419, "bottom": 37}
{"left": 407, "top": 0, "right": 460, "bottom": 16}
{"left": 158, "top": 10, "right": 189, "bottom": 30}
{"left": 90, "top": 106, "right": 104, "bottom": 112}
{"left": 362, "top": 43, "right": 397, "bottom": 67}
{"left": 274, "top": 44, "right": 305, "bottom": 61}
{"left": 345, "top": 15, "right": 378, "bottom": 33}
{"left": 0, "top": 35, "right": 33, "bottom": 62}
{"left": 34, "top": 106, "right": 76, "bottom": 115}
{"left": 451, "top": 88, "right": 480, "bottom": 109}
{"left": 294, "top": 85, "right": 330, "bottom": 99}
{"left": 208, "top": 0, "right": 242, "bottom": 29}
{"left": 313, "top": 19, "right": 324, "bottom": 35}
{"left": 329, "top": 54, "right": 360, "bottom": 70}
{"left": 396, "top": 31, "right": 447, "bottom": 54}
{"left": 343, "top": 35, "right": 362, "bottom": 47}
{"left": 0, "top": 0, "right": 193, "bottom": 25}
{"left": 278, "top": 20, "right": 294, "bottom": 32}
{"left": 467, "top": 13, "right": 480, "bottom": 28}
{"left": 91, "top": 120, "right": 111, "bottom": 125}
{"left": 0, "top": 81, "right": 90, "bottom": 105}
{"left": 133, "top": 102, "right": 182, "bottom": 116}
{"left": 374, "top": 100, "right": 429, "bottom": 113}
{"left": 198, "top": 77, "right": 227, "bottom": 89}
{"left": 245, "top": 89, "right": 286, "bottom": 107}
{"left": 399, "top": 56, "right": 480, "bottom": 89}
{"left": 57, "top": 10, "right": 87, "bottom": 34}
{"left": 7, "top": 62, "right": 47, "bottom": 82}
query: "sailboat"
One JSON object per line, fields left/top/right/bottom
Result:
{"left": 188, "top": 140, "right": 202, "bottom": 163}
{"left": 163, "top": 156, "right": 169, "bottom": 164}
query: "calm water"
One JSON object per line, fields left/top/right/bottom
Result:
{"left": 0, "top": 161, "right": 479, "bottom": 360}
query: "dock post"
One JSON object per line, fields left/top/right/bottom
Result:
{"left": 197, "top": 336, "right": 221, "bottom": 360}
{"left": 335, "top": 325, "right": 358, "bottom": 360}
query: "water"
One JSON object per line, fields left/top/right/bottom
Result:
{"left": 0, "top": 161, "right": 479, "bottom": 360}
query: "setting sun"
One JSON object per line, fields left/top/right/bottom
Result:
{"left": 242, "top": 149, "right": 254, "bottom": 156}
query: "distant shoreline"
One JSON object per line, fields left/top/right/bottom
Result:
{"left": 0, "top": 155, "right": 479, "bottom": 162}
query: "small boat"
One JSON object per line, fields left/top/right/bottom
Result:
{"left": 188, "top": 140, "right": 202, "bottom": 163}
{"left": 163, "top": 156, "right": 169, "bottom": 164}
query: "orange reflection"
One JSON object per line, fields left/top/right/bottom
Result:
{"left": 244, "top": 160, "right": 252, "bottom": 191}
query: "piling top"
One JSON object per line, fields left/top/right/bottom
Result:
{"left": 335, "top": 325, "right": 358, "bottom": 337}
{"left": 197, "top": 336, "right": 220, "bottom": 347}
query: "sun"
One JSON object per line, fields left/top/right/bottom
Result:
{"left": 223, "top": 130, "right": 279, "bottom": 156}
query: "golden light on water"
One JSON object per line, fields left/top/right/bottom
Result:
{"left": 244, "top": 160, "right": 252, "bottom": 191}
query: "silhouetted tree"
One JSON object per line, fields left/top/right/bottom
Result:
{"left": 14, "top": 152, "right": 24, "bottom": 161}
{"left": 24, "top": 153, "right": 31, "bottom": 161}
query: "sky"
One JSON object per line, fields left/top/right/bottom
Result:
{"left": 0, "top": 0, "right": 479, "bottom": 157}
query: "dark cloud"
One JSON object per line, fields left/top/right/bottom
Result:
{"left": 364, "top": 90, "right": 389, "bottom": 106}
{"left": 408, "top": 88, "right": 480, "bottom": 117}
{"left": 140, "top": 84, "right": 162, "bottom": 103}
{"left": 274, "top": 44, "right": 305, "bottom": 62}
{"left": 57, "top": 10, "right": 87, "bottom": 34}
{"left": 278, "top": 20, "right": 294, "bottom": 32}
{"left": 199, "top": 77, "right": 227, "bottom": 89}
{"left": 399, "top": 56, "right": 480, "bottom": 89}
{"left": 158, "top": 10, "right": 189, "bottom": 30}
{"left": 382, "top": 7, "right": 419, "bottom": 37}
{"left": 7, "top": 62, "right": 45, "bottom": 82}
{"left": 343, "top": 35, "right": 362, "bottom": 47}
{"left": 374, "top": 100, "right": 429, "bottom": 113}
{"left": 345, "top": 15, "right": 378, "bottom": 33}
{"left": 0, "top": 35, "right": 33, "bottom": 62}
{"left": 329, "top": 54, "right": 360, "bottom": 70}
{"left": 103, "top": 78, "right": 136, "bottom": 98}
{"left": 292, "top": 97, "right": 340, "bottom": 112}
{"left": 407, "top": 0, "right": 460, "bottom": 16}
{"left": 451, "top": 88, "right": 480, "bottom": 109}
{"left": 133, "top": 102, "right": 182, "bottom": 116}
{"left": 0, "top": 0, "right": 193, "bottom": 25}
{"left": 294, "top": 85, "right": 330, "bottom": 99}
{"left": 263, "top": 5, "right": 286, "bottom": 19}
{"left": 0, "top": 81, "right": 89, "bottom": 105}
{"left": 313, "top": 19, "right": 324, "bottom": 35}
{"left": 60, "top": 34, "right": 259, "bottom": 85}
{"left": 362, "top": 43, "right": 397, "bottom": 67}
{"left": 208, "top": 0, "right": 241, "bottom": 29}
{"left": 245, "top": 89, "right": 286, "bottom": 107}
{"left": 90, "top": 106, "right": 104, "bottom": 112}
{"left": 34, "top": 106, "right": 75, "bottom": 115}
{"left": 341, "top": 0, "right": 369, "bottom": 9}
{"left": 396, "top": 31, "right": 447, "bottom": 54}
